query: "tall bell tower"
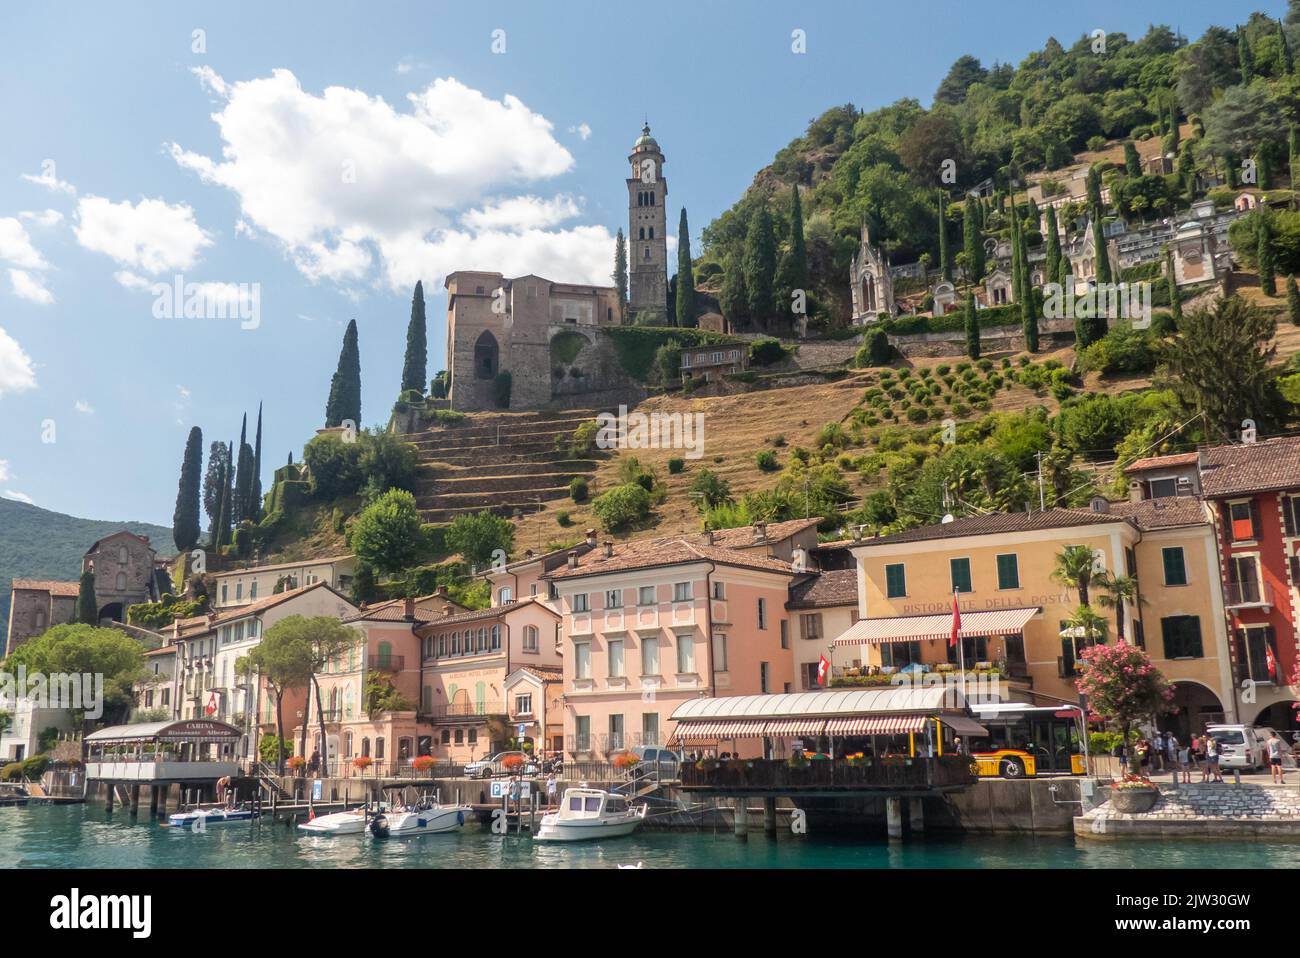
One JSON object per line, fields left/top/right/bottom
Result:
{"left": 627, "top": 123, "right": 668, "bottom": 324}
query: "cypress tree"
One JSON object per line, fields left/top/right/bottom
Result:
{"left": 1086, "top": 166, "right": 1104, "bottom": 212}
{"left": 76, "top": 570, "right": 97, "bottom": 625}
{"left": 233, "top": 413, "right": 251, "bottom": 522}
{"left": 963, "top": 203, "right": 984, "bottom": 283}
{"left": 251, "top": 403, "right": 263, "bottom": 522}
{"left": 173, "top": 426, "right": 203, "bottom": 552}
{"left": 324, "top": 319, "right": 362, "bottom": 428}
{"left": 1168, "top": 102, "right": 1180, "bottom": 153}
{"left": 775, "top": 187, "right": 809, "bottom": 331}
{"left": 1124, "top": 142, "right": 1142, "bottom": 177}
{"left": 613, "top": 229, "right": 628, "bottom": 322}
{"left": 1021, "top": 280, "right": 1039, "bottom": 352}
{"left": 937, "top": 194, "right": 952, "bottom": 281}
{"left": 1280, "top": 19, "right": 1295, "bottom": 75}
{"left": 963, "top": 292, "right": 980, "bottom": 359}
{"left": 719, "top": 252, "right": 749, "bottom": 329}
{"left": 1239, "top": 26, "right": 1253, "bottom": 84}
{"left": 675, "top": 207, "right": 696, "bottom": 328}
{"left": 1092, "top": 209, "right": 1112, "bottom": 286}
{"left": 1056, "top": 250, "right": 1070, "bottom": 290}
{"left": 1290, "top": 127, "right": 1299, "bottom": 186}
{"left": 742, "top": 206, "right": 777, "bottom": 328}
{"left": 400, "top": 281, "right": 427, "bottom": 395}
{"left": 1045, "top": 205, "right": 1062, "bottom": 285}
{"left": 1166, "top": 247, "right": 1183, "bottom": 328}
{"left": 1287, "top": 275, "right": 1300, "bottom": 325}
{"left": 214, "top": 441, "right": 234, "bottom": 550}
{"left": 203, "top": 440, "right": 229, "bottom": 544}
{"left": 1258, "top": 213, "right": 1277, "bottom": 296}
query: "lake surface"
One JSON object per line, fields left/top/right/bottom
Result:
{"left": 2, "top": 803, "right": 1297, "bottom": 869}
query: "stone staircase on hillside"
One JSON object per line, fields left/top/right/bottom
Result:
{"left": 409, "top": 409, "right": 604, "bottom": 525}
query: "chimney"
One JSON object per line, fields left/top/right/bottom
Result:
{"left": 403, "top": 597, "right": 416, "bottom": 621}
{"left": 703, "top": 529, "right": 715, "bottom": 545}
{"left": 206, "top": 612, "right": 217, "bottom": 627}
{"left": 752, "top": 521, "right": 768, "bottom": 542}
{"left": 443, "top": 605, "right": 453, "bottom": 616}
{"left": 603, "top": 541, "right": 614, "bottom": 558}
{"left": 568, "top": 550, "right": 578, "bottom": 570}
{"left": 585, "top": 529, "right": 598, "bottom": 547}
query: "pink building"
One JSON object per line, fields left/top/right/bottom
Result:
{"left": 484, "top": 531, "right": 598, "bottom": 608}
{"left": 414, "top": 598, "right": 562, "bottom": 763}
{"left": 544, "top": 535, "right": 799, "bottom": 761}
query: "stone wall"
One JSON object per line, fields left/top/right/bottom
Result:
{"left": 1077, "top": 782, "right": 1300, "bottom": 838}
{"left": 5, "top": 590, "right": 77, "bottom": 655}
{"left": 83, "top": 532, "right": 156, "bottom": 618}
{"left": 928, "top": 776, "right": 1088, "bottom": 834}
{"left": 891, "top": 317, "right": 1076, "bottom": 359}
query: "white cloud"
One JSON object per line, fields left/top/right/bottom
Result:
{"left": 9, "top": 269, "right": 53, "bottom": 305}
{"left": 114, "top": 270, "right": 152, "bottom": 291}
{"left": 74, "top": 196, "right": 212, "bottom": 274}
{"left": 19, "top": 209, "right": 63, "bottom": 227}
{"left": 0, "top": 217, "right": 49, "bottom": 270}
{"left": 569, "top": 123, "right": 592, "bottom": 140}
{"left": 173, "top": 384, "right": 191, "bottom": 425}
{"left": 461, "top": 195, "right": 581, "bottom": 232}
{"left": 170, "top": 69, "right": 612, "bottom": 290}
{"left": 74, "top": 400, "right": 94, "bottom": 414}
{"left": 0, "top": 460, "right": 9, "bottom": 482}
{"left": 0, "top": 327, "right": 37, "bottom": 396}
{"left": 2, "top": 490, "right": 35, "bottom": 505}
{"left": 21, "top": 168, "right": 76, "bottom": 196}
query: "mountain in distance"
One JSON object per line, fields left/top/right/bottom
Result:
{"left": 0, "top": 497, "right": 173, "bottom": 637}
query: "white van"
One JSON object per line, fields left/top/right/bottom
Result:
{"left": 1205, "top": 725, "right": 1269, "bottom": 770}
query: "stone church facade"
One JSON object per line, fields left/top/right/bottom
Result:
{"left": 849, "top": 225, "right": 896, "bottom": 324}
{"left": 444, "top": 125, "right": 671, "bottom": 413}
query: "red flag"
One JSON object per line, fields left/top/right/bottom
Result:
{"left": 816, "top": 655, "right": 831, "bottom": 687}
{"left": 1267, "top": 644, "right": 1278, "bottom": 681}
{"left": 949, "top": 592, "right": 962, "bottom": 649}
{"left": 204, "top": 691, "right": 218, "bottom": 716}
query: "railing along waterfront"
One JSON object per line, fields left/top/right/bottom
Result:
{"left": 679, "top": 755, "right": 975, "bottom": 791}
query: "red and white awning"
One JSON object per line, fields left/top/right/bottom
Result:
{"left": 673, "top": 719, "right": 769, "bottom": 741}
{"left": 761, "top": 718, "right": 828, "bottom": 737}
{"left": 833, "top": 607, "right": 1039, "bottom": 645}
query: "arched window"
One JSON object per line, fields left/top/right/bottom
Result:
{"left": 648, "top": 227, "right": 654, "bottom": 239}
{"left": 644, "top": 247, "right": 650, "bottom": 260}
{"left": 490, "top": 625, "right": 501, "bottom": 651}
{"left": 638, "top": 227, "right": 644, "bottom": 240}
{"left": 34, "top": 610, "right": 46, "bottom": 629}
{"left": 344, "top": 731, "right": 353, "bottom": 758}
{"left": 375, "top": 737, "right": 385, "bottom": 760}
{"left": 473, "top": 330, "right": 500, "bottom": 380}
{"left": 523, "top": 625, "right": 538, "bottom": 652}
{"left": 118, "top": 545, "right": 128, "bottom": 564}
{"left": 361, "top": 737, "right": 371, "bottom": 757}
{"left": 115, "top": 572, "right": 127, "bottom": 591}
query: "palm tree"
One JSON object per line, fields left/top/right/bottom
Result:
{"left": 1095, "top": 572, "right": 1145, "bottom": 643}
{"left": 1051, "top": 545, "right": 1099, "bottom": 606}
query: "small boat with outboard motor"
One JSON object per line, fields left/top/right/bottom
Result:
{"left": 167, "top": 802, "right": 258, "bottom": 829}
{"left": 533, "top": 787, "right": 647, "bottom": 842}
{"left": 368, "top": 786, "right": 472, "bottom": 838}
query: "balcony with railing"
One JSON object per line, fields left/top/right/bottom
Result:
{"left": 421, "top": 700, "right": 506, "bottom": 723}
{"left": 368, "top": 654, "right": 405, "bottom": 672}
{"left": 1226, "top": 579, "right": 1274, "bottom": 609}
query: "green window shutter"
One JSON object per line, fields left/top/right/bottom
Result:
{"left": 950, "top": 558, "right": 972, "bottom": 593}
{"left": 1161, "top": 547, "right": 1186, "bottom": 586}
{"left": 886, "top": 563, "right": 906, "bottom": 598}
{"left": 996, "top": 554, "right": 1019, "bottom": 590}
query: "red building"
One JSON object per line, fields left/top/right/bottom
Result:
{"left": 1198, "top": 437, "right": 1300, "bottom": 731}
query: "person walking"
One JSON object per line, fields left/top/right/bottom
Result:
{"left": 1267, "top": 730, "right": 1286, "bottom": 784}
{"left": 1177, "top": 738, "right": 1192, "bottom": 784}
{"left": 309, "top": 748, "right": 321, "bottom": 778}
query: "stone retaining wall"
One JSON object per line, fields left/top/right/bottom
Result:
{"left": 1076, "top": 782, "right": 1300, "bottom": 839}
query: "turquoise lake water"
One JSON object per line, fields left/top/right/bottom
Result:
{"left": 2, "top": 803, "right": 1298, "bottom": 868}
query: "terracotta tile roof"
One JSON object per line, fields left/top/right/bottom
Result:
{"left": 1199, "top": 437, "right": 1300, "bottom": 498}
{"left": 518, "top": 665, "right": 562, "bottom": 680}
{"left": 11, "top": 579, "right": 80, "bottom": 596}
{"left": 413, "top": 597, "right": 558, "bottom": 632}
{"left": 786, "top": 569, "right": 859, "bottom": 609}
{"left": 851, "top": 508, "right": 1123, "bottom": 548}
{"left": 492, "top": 540, "right": 596, "bottom": 575}
{"left": 1102, "top": 497, "right": 1208, "bottom": 531}
{"left": 544, "top": 535, "right": 795, "bottom": 581}
{"left": 1123, "top": 452, "right": 1200, "bottom": 473}
{"left": 706, "top": 517, "right": 822, "bottom": 550}
{"left": 343, "top": 591, "right": 470, "bottom": 624}
{"left": 174, "top": 582, "right": 352, "bottom": 638}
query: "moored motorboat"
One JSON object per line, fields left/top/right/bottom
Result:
{"left": 297, "top": 807, "right": 370, "bottom": 835}
{"left": 368, "top": 801, "right": 471, "bottom": 837}
{"left": 167, "top": 804, "right": 258, "bottom": 829}
{"left": 533, "top": 788, "right": 647, "bottom": 842}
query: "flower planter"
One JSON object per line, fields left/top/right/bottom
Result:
{"left": 1111, "top": 786, "right": 1159, "bottom": 814}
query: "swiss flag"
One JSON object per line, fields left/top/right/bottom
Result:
{"left": 949, "top": 592, "right": 962, "bottom": 649}
{"left": 204, "top": 691, "right": 218, "bottom": 716}
{"left": 816, "top": 655, "right": 831, "bottom": 687}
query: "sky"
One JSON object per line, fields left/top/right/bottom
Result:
{"left": 0, "top": 0, "right": 1259, "bottom": 527}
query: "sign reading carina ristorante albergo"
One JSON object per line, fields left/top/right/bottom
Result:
{"left": 155, "top": 720, "right": 241, "bottom": 742}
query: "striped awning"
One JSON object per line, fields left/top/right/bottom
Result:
{"left": 824, "top": 715, "right": 927, "bottom": 735}
{"left": 834, "top": 607, "right": 1039, "bottom": 645}
{"left": 674, "top": 719, "right": 769, "bottom": 740}
{"left": 761, "top": 718, "right": 828, "bottom": 737}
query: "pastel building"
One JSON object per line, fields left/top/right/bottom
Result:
{"left": 545, "top": 535, "right": 798, "bottom": 759}
{"left": 843, "top": 503, "right": 1235, "bottom": 738}
{"left": 483, "top": 532, "right": 598, "bottom": 609}
{"left": 211, "top": 555, "right": 356, "bottom": 609}
{"left": 786, "top": 568, "right": 860, "bottom": 690}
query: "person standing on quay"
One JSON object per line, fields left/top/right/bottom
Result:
{"left": 1267, "top": 730, "right": 1286, "bottom": 784}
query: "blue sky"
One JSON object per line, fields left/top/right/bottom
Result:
{"left": 0, "top": 0, "right": 1257, "bottom": 529}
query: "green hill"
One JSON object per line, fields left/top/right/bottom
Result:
{"left": 0, "top": 497, "right": 172, "bottom": 633}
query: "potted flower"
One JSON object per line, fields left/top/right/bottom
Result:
{"left": 502, "top": 754, "right": 526, "bottom": 774}
{"left": 1110, "top": 773, "right": 1159, "bottom": 813}
{"left": 412, "top": 755, "right": 435, "bottom": 775}
{"left": 353, "top": 756, "right": 373, "bottom": 775}
{"left": 612, "top": 752, "right": 640, "bottom": 772}
{"left": 286, "top": 755, "right": 306, "bottom": 777}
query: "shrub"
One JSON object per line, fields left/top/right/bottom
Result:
{"left": 591, "top": 483, "right": 652, "bottom": 531}
{"left": 935, "top": 363, "right": 951, "bottom": 376}
{"left": 855, "top": 329, "right": 893, "bottom": 367}
{"left": 906, "top": 407, "right": 929, "bottom": 423}
{"left": 668, "top": 457, "right": 685, "bottom": 474}
{"left": 556, "top": 510, "right": 573, "bottom": 527}
{"left": 749, "top": 337, "right": 787, "bottom": 366}
{"left": 302, "top": 433, "right": 363, "bottom": 499}
{"left": 689, "top": 469, "right": 732, "bottom": 509}
{"left": 756, "top": 449, "right": 780, "bottom": 471}
{"left": 569, "top": 477, "right": 589, "bottom": 502}
{"left": 358, "top": 431, "right": 418, "bottom": 500}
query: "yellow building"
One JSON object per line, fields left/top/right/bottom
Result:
{"left": 844, "top": 502, "right": 1235, "bottom": 739}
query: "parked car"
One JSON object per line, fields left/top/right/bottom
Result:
{"left": 463, "top": 751, "right": 538, "bottom": 779}
{"left": 1205, "top": 725, "right": 1269, "bottom": 770}
{"left": 612, "top": 746, "right": 682, "bottom": 780}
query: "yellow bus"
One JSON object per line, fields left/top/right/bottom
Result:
{"left": 966, "top": 703, "right": 1088, "bottom": 779}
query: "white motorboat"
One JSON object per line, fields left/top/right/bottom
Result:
{"left": 534, "top": 788, "right": 647, "bottom": 842}
{"left": 368, "top": 801, "right": 471, "bottom": 837}
{"left": 167, "top": 804, "right": 258, "bottom": 829}
{"left": 298, "top": 807, "right": 371, "bottom": 836}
